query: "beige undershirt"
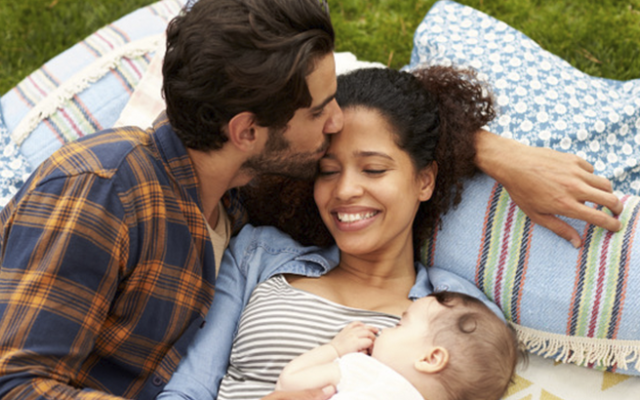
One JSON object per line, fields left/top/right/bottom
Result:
{"left": 205, "top": 203, "right": 231, "bottom": 277}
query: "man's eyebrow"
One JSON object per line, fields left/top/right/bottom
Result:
{"left": 309, "top": 93, "right": 336, "bottom": 113}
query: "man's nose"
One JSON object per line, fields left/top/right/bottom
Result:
{"left": 323, "top": 99, "right": 343, "bottom": 134}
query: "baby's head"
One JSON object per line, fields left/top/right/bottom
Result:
{"left": 371, "top": 292, "right": 520, "bottom": 400}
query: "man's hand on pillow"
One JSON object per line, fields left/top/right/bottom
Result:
{"left": 475, "top": 130, "right": 623, "bottom": 248}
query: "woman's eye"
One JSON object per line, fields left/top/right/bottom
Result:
{"left": 318, "top": 170, "right": 337, "bottom": 176}
{"left": 364, "top": 169, "right": 387, "bottom": 175}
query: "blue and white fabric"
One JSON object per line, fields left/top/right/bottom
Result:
{"left": 0, "top": 106, "right": 32, "bottom": 209}
{"left": 406, "top": 0, "right": 640, "bottom": 195}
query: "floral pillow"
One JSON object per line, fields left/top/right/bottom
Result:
{"left": 406, "top": 0, "right": 640, "bottom": 195}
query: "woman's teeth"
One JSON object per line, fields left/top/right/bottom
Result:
{"left": 336, "top": 211, "right": 378, "bottom": 223}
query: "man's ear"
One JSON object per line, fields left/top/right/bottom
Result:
{"left": 226, "top": 112, "right": 267, "bottom": 152}
{"left": 414, "top": 346, "right": 449, "bottom": 374}
{"left": 417, "top": 162, "right": 438, "bottom": 202}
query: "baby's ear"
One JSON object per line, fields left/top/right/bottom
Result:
{"left": 414, "top": 346, "right": 449, "bottom": 374}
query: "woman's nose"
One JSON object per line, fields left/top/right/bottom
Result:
{"left": 334, "top": 170, "right": 363, "bottom": 201}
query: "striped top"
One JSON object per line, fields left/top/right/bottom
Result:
{"left": 217, "top": 275, "right": 400, "bottom": 400}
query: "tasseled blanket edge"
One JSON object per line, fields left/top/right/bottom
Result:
{"left": 512, "top": 323, "right": 640, "bottom": 373}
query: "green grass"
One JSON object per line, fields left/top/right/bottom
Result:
{"left": 332, "top": 0, "right": 640, "bottom": 79}
{"left": 0, "top": 0, "right": 157, "bottom": 94}
{"left": 1, "top": 0, "right": 639, "bottom": 95}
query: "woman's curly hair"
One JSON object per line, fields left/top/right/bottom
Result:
{"left": 241, "top": 65, "right": 495, "bottom": 253}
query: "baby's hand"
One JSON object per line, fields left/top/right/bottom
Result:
{"left": 330, "top": 322, "right": 378, "bottom": 357}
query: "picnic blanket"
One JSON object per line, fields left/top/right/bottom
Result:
{"left": 2, "top": 0, "right": 640, "bottom": 398}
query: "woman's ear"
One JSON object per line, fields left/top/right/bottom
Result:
{"left": 417, "top": 162, "right": 438, "bottom": 202}
{"left": 414, "top": 346, "right": 449, "bottom": 374}
{"left": 226, "top": 112, "right": 268, "bottom": 152}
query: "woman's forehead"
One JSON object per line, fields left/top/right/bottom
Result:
{"left": 329, "top": 107, "right": 395, "bottom": 147}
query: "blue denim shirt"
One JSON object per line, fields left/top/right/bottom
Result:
{"left": 157, "top": 224, "right": 502, "bottom": 400}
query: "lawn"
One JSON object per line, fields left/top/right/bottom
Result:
{"left": 1, "top": 0, "right": 639, "bottom": 95}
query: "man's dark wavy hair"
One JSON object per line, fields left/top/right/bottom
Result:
{"left": 163, "top": 0, "right": 334, "bottom": 150}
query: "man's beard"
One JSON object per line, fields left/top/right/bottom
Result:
{"left": 241, "top": 127, "right": 328, "bottom": 180}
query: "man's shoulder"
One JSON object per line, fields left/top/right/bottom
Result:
{"left": 72, "top": 126, "right": 155, "bottom": 171}
{"left": 38, "top": 126, "right": 158, "bottom": 182}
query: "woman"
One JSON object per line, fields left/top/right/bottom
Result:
{"left": 158, "top": 65, "right": 510, "bottom": 400}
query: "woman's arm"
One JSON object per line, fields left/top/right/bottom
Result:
{"left": 156, "top": 235, "right": 251, "bottom": 400}
{"left": 475, "top": 130, "right": 623, "bottom": 247}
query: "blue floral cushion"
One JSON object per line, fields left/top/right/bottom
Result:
{"left": 406, "top": 0, "right": 640, "bottom": 195}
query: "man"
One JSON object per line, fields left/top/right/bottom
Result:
{"left": 0, "top": 0, "right": 622, "bottom": 399}
{"left": 0, "top": 0, "right": 341, "bottom": 399}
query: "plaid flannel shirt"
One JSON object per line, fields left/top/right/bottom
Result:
{"left": 0, "top": 114, "right": 245, "bottom": 399}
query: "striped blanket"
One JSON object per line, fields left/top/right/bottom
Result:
{"left": 424, "top": 175, "right": 640, "bottom": 374}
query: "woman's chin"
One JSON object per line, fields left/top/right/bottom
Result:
{"left": 333, "top": 236, "right": 379, "bottom": 256}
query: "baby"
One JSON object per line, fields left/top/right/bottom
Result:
{"left": 276, "top": 291, "right": 521, "bottom": 400}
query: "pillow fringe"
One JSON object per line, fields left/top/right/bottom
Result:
{"left": 513, "top": 323, "right": 640, "bottom": 372}
{"left": 11, "top": 34, "right": 163, "bottom": 147}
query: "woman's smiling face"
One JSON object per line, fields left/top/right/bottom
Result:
{"left": 313, "top": 107, "right": 436, "bottom": 257}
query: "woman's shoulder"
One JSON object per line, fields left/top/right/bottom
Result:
{"left": 227, "top": 224, "right": 339, "bottom": 275}
{"left": 232, "top": 224, "right": 316, "bottom": 253}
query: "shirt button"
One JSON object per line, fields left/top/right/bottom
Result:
{"left": 200, "top": 320, "right": 207, "bottom": 329}
{"left": 152, "top": 376, "right": 164, "bottom": 386}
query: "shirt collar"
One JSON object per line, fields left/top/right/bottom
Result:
{"left": 409, "top": 263, "right": 433, "bottom": 300}
{"left": 294, "top": 246, "right": 340, "bottom": 272}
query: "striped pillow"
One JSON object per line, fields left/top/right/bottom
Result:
{"left": 0, "top": 0, "right": 186, "bottom": 169}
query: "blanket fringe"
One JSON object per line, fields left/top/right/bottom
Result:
{"left": 512, "top": 323, "right": 640, "bottom": 372}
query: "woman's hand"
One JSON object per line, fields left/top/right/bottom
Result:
{"left": 330, "top": 322, "right": 378, "bottom": 357}
{"left": 261, "top": 386, "right": 336, "bottom": 400}
{"left": 475, "top": 130, "right": 623, "bottom": 247}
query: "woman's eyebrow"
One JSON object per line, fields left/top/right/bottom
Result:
{"left": 354, "top": 151, "right": 393, "bottom": 160}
